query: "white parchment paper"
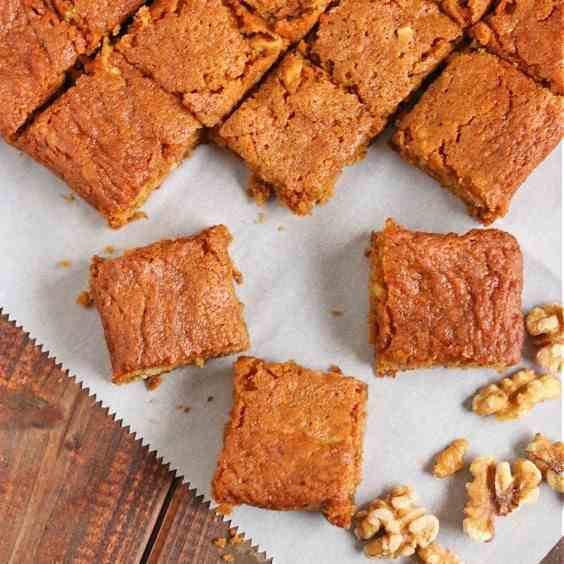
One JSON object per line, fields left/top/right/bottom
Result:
{"left": 0, "top": 131, "right": 561, "bottom": 564}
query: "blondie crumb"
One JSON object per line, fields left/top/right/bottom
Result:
{"left": 57, "top": 260, "right": 72, "bottom": 268}
{"left": 76, "top": 290, "right": 94, "bottom": 308}
{"left": 145, "top": 375, "right": 162, "bottom": 391}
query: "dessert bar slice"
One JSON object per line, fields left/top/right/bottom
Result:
{"left": 89, "top": 225, "right": 250, "bottom": 384}
{"left": 369, "top": 219, "right": 524, "bottom": 376}
{"left": 116, "top": 0, "right": 286, "bottom": 127}
{"left": 218, "top": 51, "right": 373, "bottom": 215}
{"left": 0, "top": 0, "right": 85, "bottom": 141}
{"left": 237, "top": 0, "right": 332, "bottom": 42}
{"left": 471, "top": 0, "right": 564, "bottom": 94}
{"left": 302, "top": 0, "right": 462, "bottom": 134}
{"left": 19, "top": 45, "right": 202, "bottom": 228}
{"left": 212, "top": 356, "right": 368, "bottom": 528}
{"left": 392, "top": 51, "right": 563, "bottom": 224}
{"left": 52, "top": 0, "right": 146, "bottom": 52}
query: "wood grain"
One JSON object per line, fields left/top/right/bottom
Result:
{"left": 0, "top": 311, "right": 173, "bottom": 563}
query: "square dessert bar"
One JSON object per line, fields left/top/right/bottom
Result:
{"left": 212, "top": 356, "right": 368, "bottom": 528}
{"left": 89, "top": 225, "right": 250, "bottom": 384}
{"left": 303, "top": 0, "right": 462, "bottom": 134}
{"left": 392, "top": 51, "right": 563, "bottom": 224}
{"left": 0, "top": 0, "right": 85, "bottom": 141}
{"left": 19, "top": 45, "right": 202, "bottom": 228}
{"left": 218, "top": 51, "right": 374, "bottom": 215}
{"left": 52, "top": 0, "right": 146, "bottom": 52}
{"left": 116, "top": 0, "right": 286, "bottom": 127}
{"left": 369, "top": 219, "right": 524, "bottom": 376}
{"left": 238, "top": 0, "right": 332, "bottom": 42}
{"left": 471, "top": 0, "right": 564, "bottom": 94}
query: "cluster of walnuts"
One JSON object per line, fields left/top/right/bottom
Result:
{"left": 350, "top": 305, "right": 562, "bottom": 562}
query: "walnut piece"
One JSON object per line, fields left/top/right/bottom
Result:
{"left": 432, "top": 439, "right": 469, "bottom": 478}
{"left": 526, "top": 305, "right": 564, "bottom": 372}
{"left": 417, "top": 543, "right": 464, "bottom": 564}
{"left": 463, "top": 457, "right": 541, "bottom": 543}
{"left": 471, "top": 369, "right": 561, "bottom": 420}
{"left": 525, "top": 433, "right": 564, "bottom": 493}
{"left": 354, "top": 485, "right": 439, "bottom": 559}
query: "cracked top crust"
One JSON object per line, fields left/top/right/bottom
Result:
{"left": 370, "top": 219, "right": 524, "bottom": 376}
{"left": 116, "top": 0, "right": 286, "bottom": 127}
{"left": 90, "top": 225, "right": 250, "bottom": 383}
{"left": 218, "top": 51, "right": 373, "bottom": 215}
{"left": 392, "top": 51, "right": 564, "bottom": 224}
{"left": 303, "top": 0, "right": 462, "bottom": 132}
{"left": 212, "top": 356, "right": 368, "bottom": 528}
{"left": 471, "top": 0, "right": 564, "bottom": 95}
{"left": 52, "top": 0, "right": 145, "bottom": 52}
{"left": 0, "top": 0, "right": 85, "bottom": 140}
{"left": 239, "top": 0, "right": 332, "bottom": 42}
{"left": 19, "top": 46, "right": 202, "bottom": 228}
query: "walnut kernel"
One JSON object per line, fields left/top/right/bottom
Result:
{"left": 417, "top": 543, "right": 464, "bottom": 564}
{"left": 526, "top": 305, "right": 564, "bottom": 372}
{"left": 525, "top": 433, "right": 564, "bottom": 493}
{"left": 471, "top": 370, "right": 561, "bottom": 420}
{"left": 432, "top": 439, "right": 469, "bottom": 478}
{"left": 463, "top": 457, "right": 541, "bottom": 543}
{"left": 354, "top": 485, "right": 439, "bottom": 559}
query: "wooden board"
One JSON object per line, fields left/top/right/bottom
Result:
{"left": 0, "top": 310, "right": 269, "bottom": 564}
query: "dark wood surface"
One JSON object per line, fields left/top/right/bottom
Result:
{"left": 0, "top": 310, "right": 268, "bottom": 564}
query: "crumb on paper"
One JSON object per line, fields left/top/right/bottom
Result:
{"left": 354, "top": 485, "right": 439, "bottom": 559}
{"left": 130, "top": 211, "right": 148, "bottom": 223}
{"left": 417, "top": 543, "right": 463, "bottom": 563}
{"left": 103, "top": 245, "right": 116, "bottom": 255}
{"left": 212, "top": 537, "right": 227, "bottom": 549}
{"left": 232, "top": 267, "right": 243, "bottom": 285}
{"left": 330, "top": 307, "right": 345, "bottom": 317}
{"left": 432, "top": 438, "right": 469, "bottom": 478}
{"left": 277, "top": 225, "right": 285, "bottom": 231}
{"left": 463, "top": 457, "right": 541, "bottom": 543}
{"left": 207, "top": 396, "right": 214, "bottom": 402}
{"left": 62, "top": 193, "right": 76, "bottom": 203}
{"left": 216, "top": 503, "right": 233, "bottom": 516}
{"left": 255, "top": 212, "right": 267, "bottom": 224}
{"left": 222, "top": 555, "right": 234, "bottom": 562}
{"left": 177, "top": 404, "right": 192, "bottom": 413}
{"left": 328, "top": 365, "right": 342, "bottom": 374}
{"left": 471, "top": 369, "right": 561, "bottom": 420}
{"left": 194, "top": 357, "right": 205, "bottom": 368}
{"left": 76, "top": 290, "right": 94, "bottom": 309}
{"left": 248, "top": 175, "right": 273, "bottom": 206}
{"left": 364, "top": 247, "right": 371, "bottom": 258}
{"left": 145, "top": 375, "right": 162, "bottom": 391}
{"left": 56, "top": 260, "right": 72, "bottom": 268}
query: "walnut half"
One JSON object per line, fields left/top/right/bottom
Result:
{"left": 418, "top": 543, "right": 464, "bottom": 564}
{"left": 354, "top": 485, "right": 439, "bottom": 559}
{"left": 432, "top": 439, "right": 469, "bottom": 478}
{"left": 471, "top": 369, "right": 561, "bottom": 420}
{"left": 525, "top": 433, "right": 564, "bottom": 493}
{"left": 463, "top": 457, "right": 541, "bottom": 543}
{"left": 526, "top": 304, "right": 564, "bottom": 373}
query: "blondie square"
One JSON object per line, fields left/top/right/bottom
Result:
{"left": 19, "top": 45, "right": 202, "bottom": 228}
{"left": 238, "top": 0, "right": 332, "bottom": 42}
{"left": 0, "top": 0, "right": 85, "bottom": 140}
{"left": 303, "top": 0, "right": 462, "bottom": 134}
{"left": 369, "top": 219, "right": 524, "bottom": 376}
{"left": 392, "top": 51, "right": 563, "bottom": 224}
{"left": 116, "top": 0, "right": 286, "bottom": 127}
{"left": 89, "top": 225, "right": 250, "bottom": 384}
{"left": 212, "top": 356, "right": 368, "bottom": 528}
{"left": 471, "top": 0, "right": 564, "bottom": 94}
{"left": 52, "top": 0, "right": 146, "bottom": 51}
{"left": 218, "top": 51, "right": 374, "bottom": 215}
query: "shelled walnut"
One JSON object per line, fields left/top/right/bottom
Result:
{"left": 526, "top": 304, "right": 564, "bottom": 372}
{"left": 525, "top": 433, "right": 564, "bottom": 493}
{"left": 354, "top": 485, "right": 439, "bottom": 559}
{"left": 418, "top": 543, "right": 464, "bottom": 564}
{"left": 471, "top": 370, "right": 561, "bottom": 420}
{"left": 432, "top": 439, "right": 469, "bottom": 478}
{"left": 463, "top": 457, "right": 541, "bottom": 542}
